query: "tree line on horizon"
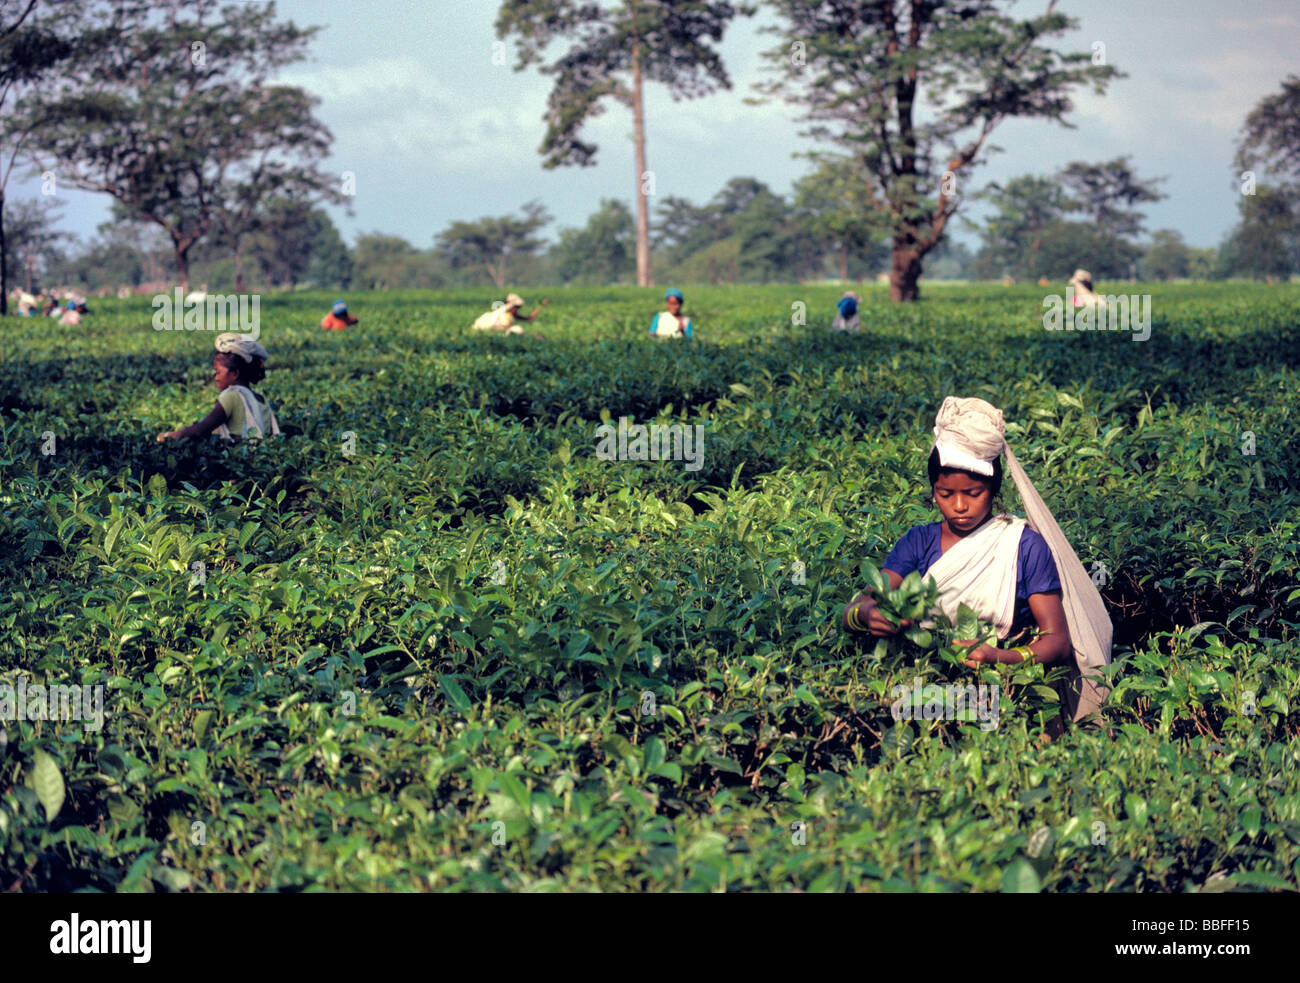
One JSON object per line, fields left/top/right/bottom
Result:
{"left": 11, "top": 160, "right": 1291, "bottom": 296}
{"left": 2, "top": 1, "right": 1298, "bottom": 309}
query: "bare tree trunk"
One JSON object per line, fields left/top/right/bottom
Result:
{"left": 175, "top": 244, "right": 190, "bottom": 293}
{"left": 234, "top": 241, "right": 246, "bottom": 293}
{"left": 0, "top": 190, "right": 8, "bottom": 316}
{"left": 838, "top": 244, "right": 848, "bottom": 283}
{"left": 631, "top": 42, "right": 651, "bottom": 288}
{"left": 890, "top": 240, "right": 921, "bottom": 302}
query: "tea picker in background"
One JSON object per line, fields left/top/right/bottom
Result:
{"left": 649, "top": 288, "right": 693, "bottom": 340}
{"left": 831, "top": 290, "right": 860, "bottom": 333}
{"left": 1068, "top": 269, "right": 1107, "bottom": 308}
{"left": 321, "top": 298, "right": 358, "bottom": 331}
{"left": 473, "top": 293, "right": 547, "bottom": 335}
{"left": 841, "top": 396, "right": 1112, "bottom": 725}
{"left": 59, "top": 300, "right": 81, "bottom": 325}
{"left": 156, "top": 333, "right": 281, "bottom": 444}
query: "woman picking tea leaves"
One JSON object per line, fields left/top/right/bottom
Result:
{"left": 842, "top": 397, "right": 1112, "bottom": 722}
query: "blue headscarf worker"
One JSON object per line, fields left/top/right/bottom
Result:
{"left": 832, "top": 291, "right": 861, "bottom": 333}
{"left": 650, "top": 288, "right": 694, "bottom": 340}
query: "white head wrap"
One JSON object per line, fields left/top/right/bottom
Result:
{"left": 1068, "top": 268, "right": 1093, "bottom": 287}
{"left": 930, "top": 396, "right": 1113, "bottom": 722}
{"left": 215, "top": 333, "right": 268, "bottom": 363}
{"left": 932, "top": 398, "right": 1004, "bottom": 476}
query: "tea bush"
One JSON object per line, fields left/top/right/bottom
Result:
{"left": 1, "top": 283, "right": 1297, "bottom": 892}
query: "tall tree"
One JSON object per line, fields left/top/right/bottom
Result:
{"left": 1028, "top": 220, "right": 1141, "bottom": 282}
{"left": 352, "top": 234, "right": 419, "bottom": 291}
{"left": 304, "top": 210, "right": 353, "bottom": 289}
{"left": 652, "top": 194, "right": 728, "bottom": 266}
{"left": 1235, "top": 74, "right": 1300, "bottom": 185}
{"left": 729, "top": 179, "right": 798, "bottom": 282}
{"left": 0, "top": 0, "right": 78, "bottom": 313}
{"left": 496, "top": 0, "right": 754, "bottom": 288}
{"left": 435, "top": 201, "right": 551, "bottom": 289}
{"left": 1215, "top": 185, "right": 1299, "bottom": 280}
{"left": 758, "top": 0, "right": 1119, "bottom": 301}
{"left": 553, "top": 198, "right": 635, "bottom": 284}
{"left": 1, "top": 195, "right": 66, "bottom": 292}
{"left": 968, "top": 174, "right": 1074, "bottom": 278}
{"left": 243, "top": 198, "right": 317, "bottom": 289}
{"left": 22, "top": 0, "right": 338, "bottom": 291}
{"left": 1058, "top": 156, "right": 1165, "bottom": 239}
{"left": 1140, "top": 229, "right": 1193, "bottom": 281}
{"left": 793, "top": 156, "right": 894, "bottom": 281}
{"left": 56, "top": 217, "right": 177, "bottom": 292}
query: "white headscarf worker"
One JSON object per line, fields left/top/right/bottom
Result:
{"left": 213, "top": 332, "right": 280, "bottom": 440}
{"left": 932, "top": 396, "right": 1112, "bottom": 722}
{"left": 214, "top": 332, "right": 269, "bottom": 362}
{"left": 1067, "top": 268, "right": 1107, "bottom": 308}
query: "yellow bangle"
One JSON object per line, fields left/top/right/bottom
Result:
{"left": 1018, "top": 646, "right": 1034, "bottom": 662}
{"left": 848, "top": 602, "right": 865, "bottom": 631}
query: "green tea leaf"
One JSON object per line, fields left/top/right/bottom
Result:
{"left": 1001, "top": 858, "right": 1041, "bottom": 893}
{"left": 32, "top": 751, "right": 64, "bottom": 823}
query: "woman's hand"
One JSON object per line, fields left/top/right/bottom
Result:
{"left": 156, "top": 430, "right": 180, "bottom": 442}
{"left": 844, "top": 593, "right": 913, "bottom": 637}
{"left": 957, "top": 640, "right": 1001, "bottom": 668}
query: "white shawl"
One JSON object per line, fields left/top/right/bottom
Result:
{"left": 217, "top": 385, "right": 281, "bottom": 442}
{"left": 926, "top": 514, "right": 1025, "bottom": 640}
{"left": 930, "top": 397, "right": 1113, "bottom": 723}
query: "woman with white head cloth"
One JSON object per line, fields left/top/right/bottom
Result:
{"left": 472, "top": 293, "right": 547, "bottom": 335}
{"left": 1068, "top": 269, "right": 1107, "bottom": 309}
{"left": 156, "top": 333, "right": 281, "bottom": 444}
{"left": 843, "top": 397, "right": 1112, "bottom": 724}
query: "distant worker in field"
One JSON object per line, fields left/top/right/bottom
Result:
{"left": 831, "top": 290, "right": 861, "bottom": 333}
{"left": 156, "top": 333, "right": 281, "bottom": 444}
{"left": 321, "top": 298, "right": 358, "bottom": 331}
{"left": 15, "top": 291, "right": 37, "bottom": 316}
{"left": 59, "top": 300, "right": 81, "bottom": 325}
{"left": 840, "top": 396, "right": 1112, "bottom": 727}
{"left": 473, "top": 293, "right": 547, "bottom": 335}
{"left": 649, "top": 288, "right": 693, "bottom": 340}
{"left": 1068, "top": 269, "right": 1107, "bottom": 308}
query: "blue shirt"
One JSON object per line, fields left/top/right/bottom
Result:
{"left": 883, "top": 521, "right": 1061, "bottom": 636}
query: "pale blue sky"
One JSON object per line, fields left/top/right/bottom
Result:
{"left": 23, "top": 0, "right": 1299, "bottom": 253}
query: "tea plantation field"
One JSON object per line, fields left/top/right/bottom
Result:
{"left": 1, "top": 283, "right": 1298, "bottom": 892}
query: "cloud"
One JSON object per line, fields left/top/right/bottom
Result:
{"left": 280, "top": 54, "right": 551, "bottom": 174}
